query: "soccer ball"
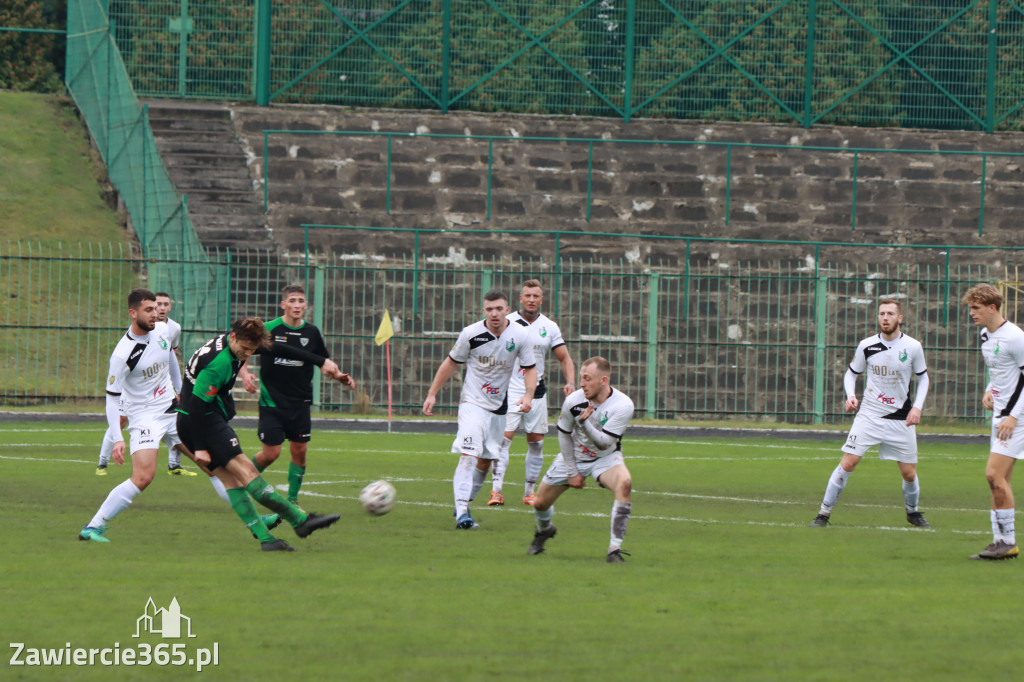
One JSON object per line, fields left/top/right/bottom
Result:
{"left": 359, "top": 480, "right": 396, "bottom": 516}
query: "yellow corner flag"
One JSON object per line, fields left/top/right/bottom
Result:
{"left": 375, "top": 309, "right": 395, "bottom": 346}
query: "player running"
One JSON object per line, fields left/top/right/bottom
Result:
{"left": 810, "top": 300, "right": 930, "bottom": 528}
{"left": 488, "top": 279, "right": 575, "bottom": 507}
{"left": 422, "top": 290, "right": 537, "bottom": 529}
{"left": 526, "top": 356, "right": 635, "bottom": 562}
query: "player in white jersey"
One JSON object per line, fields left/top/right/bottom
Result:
{"left": 810, "top": 300, "right": 931, "bottom": 529}
{"left": 155, "top": 291, "right": 194, "bottom": 476}
{"left": 963, "top": 284, "right": 1024, "bottom": 560}
{"left": 80, "top": 289, "right": 191, "bottom": 543}
{"left": 422, "top": 290, "right": 538, "bottom": 529}
{"left": 488, "top": 279, "right": 576, "bottom": 507}
{"left": 94, "top": 291, "right": 195, "bottom": 476}
{"left": 526, "top": 356, "right": 635, "bottom": 562}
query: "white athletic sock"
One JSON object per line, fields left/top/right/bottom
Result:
{"left": 209, "top": 475, "right": 231, "bottom": 504}
{"left": 903, "top": 477, "right": 920, "bottom": 512}
{"left": 470, "top": 466, "right": 487, "bottom": 503}
{"left": 453, "top": 456, "right": 475, "bottom": 517}
{"left": 524, "top": 440, "right": 544, "bottom": 496}
{"left": 535, "top": 505, "right": 554, "bottom": 531}
{"left": 97, "top": 426, "right": 118, "bottom": 467}
{"left": 492, "top": 438, "right": 512, "bottom": 494}
{"left": 819, "top": 465, "right": 851, "bottom": 515}
{"left": 609, "top": 500, "right": 631, "bottom": 552}
{"left": 167, "top": 446, "right": 181, "bottom": 469}
{"left": 994, "top": 508, "right": 1016, "bottom": 545}
{"left": 88, "top": 479, "right": 142, "bottom": 529}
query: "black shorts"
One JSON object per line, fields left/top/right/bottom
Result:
{"left": 176, "top": 412, "right": 244, "bottom": 470}
{"left": 258, "top": 404, "right": 312, "bottom": 446}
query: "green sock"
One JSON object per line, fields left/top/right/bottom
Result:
{"left": 251, "top": 455, "right": 268, "bottom": 473}
{"left": 245, "top": 475, "right": 307, "bottom": 528}
{"left": 226, "top": 487, "right": 273, "bottom": 542}
{"left": 287, "top": 462, "right": 306, "bottom": 502}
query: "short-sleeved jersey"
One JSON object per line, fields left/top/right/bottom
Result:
{"left": 105, "top": 321, "right": 176, "bottom": 419}
{"left": 178, "top": 334, "right": 242, "bottom": 422}
{"left": 259, "top": 318, "right": 329, "bottom": 408}
{"left": 848, "top": 332, "right": 928, "bottom": 420}
{"left": 507, "top": 311, "right": 566, "bottom": 399}
{"left": 165, "top": 317, "right": 182, "bottom": 350}
{"left": 449, "top": 319, "right": 536, "bottom": 414}
{"left": 980, "top": 320, "right": 1024, "bottom": 419}
{"left": 556, "top": 387, "right": 635, "bottom": 462}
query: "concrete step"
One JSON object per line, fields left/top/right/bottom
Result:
{"left": 148, "top": 118, "right": 235, "bottom": 133}
{"left": 178, "top": 188, "right": 262, "bottom": 204}
{"left": 172, "top": 176, "right": 256, "bottom": 192}
{"left": 155, "top": 140, "right": 245, "bottom": 156}
{"left": 161, "top": 152, "right": 250, "bottom": 168}
{"left": 143, "top": 100, "right": 231, "bottom": 121}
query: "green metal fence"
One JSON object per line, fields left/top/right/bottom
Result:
{"left": 105, "top": 0, "right": 1024, "bottom": 132}
{"left": 2, "top": 238, "right": 1013, "bottom": 425}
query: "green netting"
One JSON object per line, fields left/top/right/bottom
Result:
{"left": 65, "top": 0, "right": 224, "bottom": 335}
{"left": 104, "top": 0, "right": 1024, "bottom": 132}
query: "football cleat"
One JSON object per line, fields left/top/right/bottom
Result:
{"left": 79, "top": 526, "right": 110, "bottom": 543}
{"left": 487, "top": 491, "right": 504, "bottom": 506}
{"left": 906, "top": 511, "right": 931, "bottom": 528}
{"left": 455, "top": 513, "right": 479, "bottom": 529}
{"left": 294, "top": 512, "right": 340, "bottom": 538}
{"left": 261, "top": 539, "right": 296, "bottom": 552}
{"left": 809, "top": 514, "right": 831, "bottom": 527}
{"left": 522, "top": 493, "right": 536, "bottom": 506}
{"left": 969, "top": 540, "right": 1019, "bottom": 561}
{"left": 95, "top": 465, "right": 108, "bottom": 476}
{"left": 606, "top": 549, "right": 630, "bottom": 563}
{"left": 527, "top": 525, "right": 557, "bottom": 554}
{"left": 167, "top": 465, "right": 198, "bottom": 476}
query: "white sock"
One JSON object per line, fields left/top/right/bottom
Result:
{"left": 97, "top": 426, "right": 118, "bottom": 467}
{"left": 88, "top": 479, "right": 142, "bottom": 528}
{"left": 524, "top": 440, "right": 544, "bottom": 496}
{"left": 535, "top": 505, "right": 554, "bottom": 531}
{"left": 453, "top": 456, "right": 475, "bottom": 517}
{"left": 994, "top": 508, "right": 1016, "bottom": 544}
{"left": 492, "top": 438, "right": 512, "bottom": 494}
{"left": 168, "top": 446, "right": 181, "bottom": 469}
{"left": 470, "top": 466, "right": 487, "bottom": 503}
{"left": 903, "top": 477, "right": 920, "bottom": 512}
{"left": 609, "top": 500, "right": 631, "bottom": 552}
{"left": 209, "top": 475, "right": 231, "bottom": 504}
{"left": 820, "top": 465, "right": 851, "bottom": 515}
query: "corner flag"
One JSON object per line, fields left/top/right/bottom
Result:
{"left": 375, "top": 309, "right": 394, "bottom": 346}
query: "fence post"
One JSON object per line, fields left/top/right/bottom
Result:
{"left": 645, "top": 272, "right": 660, "bottom": 419}
{"left": 255, "top": 0, "right": 272, "bottom": 105}
{"left": 812, "top": 274, "right": 828, "bottom": 424}
{"left": 441, "top": 0, "right": 451, "bottom": 113}
{"left": 986, "top": 0, "right": 997, "bottom": 134}
{"left": 624, "top": 0, "right": 636, "bottom": 123}
{"left": 481, "top": 269, "right": 493, "bottom": 297}
{"left": 313, "top": 265, "right": 326, "bottom": 407}
{"left": 804, "top": 0, "right": 816, "bottom": 128}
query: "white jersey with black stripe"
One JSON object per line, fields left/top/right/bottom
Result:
{"left": 448, "top": 319, "right": 536, "bottom": 413}
{"left": 848, "top": 332, "right": 927, "bottom": 420}
{"left": 557, "top": 387, "right": 634, "bottom": 462}
{"left": 507, "top": 310, "right": 566, "bottom": 399}
{"left": 105, "top": 321, "right": 176, "bottom": 419}
{"left": 981, "top": 320, "right": 1024, "bottom": 419}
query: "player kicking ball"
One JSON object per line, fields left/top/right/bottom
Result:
{"left": 526, "top": 357, "right": 635, "bottom": 563}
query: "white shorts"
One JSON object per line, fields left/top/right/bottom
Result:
{"left": 128, "top": 410, "right": 181, "bottom": 454}
{"left": 505, "top": 393, "right": 549, "bottom": 435}
{"left": 990, "top": 416, "right": 1024, "bottom": 459}
{"left": 451, "top": 402, "right": 505, "bottom": 460}
{"left": 842, "top": 412, "right": 917, "bottom": 463}
{"left": 542, "top": 452, "right": 626, "bottom": 486}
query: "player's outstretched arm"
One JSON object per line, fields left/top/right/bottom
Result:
{"left": 553, "top": 345, "right": 576, "bottom": 396}
{"left": 423, "top": 357, "right": 458, "bottom": 416}
{"left": 237, "top": 362, "right": 259, "bottom": 394}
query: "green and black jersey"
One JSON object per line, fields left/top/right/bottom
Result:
{"left": 178, "top": 334, "right": 244, "bottom": 424}
{"left": 259, "top": 318, "right": 329, "bottom": 408}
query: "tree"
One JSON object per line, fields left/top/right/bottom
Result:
{"left": 0, "top": 0, "right": 63, "bottom": 92}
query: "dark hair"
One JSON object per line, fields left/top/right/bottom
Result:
{"left": 155, "top": 291, "right": 171, "bottom": 299}
{"left": 282, "top": 285, "right": 305, "bottom": 299}
{"left": 483, "top": 290, "right": 508, "bottom": 305}
{"left": 128, "top": 288, "right": 156, "bottom": 309}
{"left": 230, "top": 317, "right": 270, "bottom": 347}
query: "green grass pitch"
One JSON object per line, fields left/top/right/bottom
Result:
{"left": 1, "top": 420, "right": 1017, "bottom": 681}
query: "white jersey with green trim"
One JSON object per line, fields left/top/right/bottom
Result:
{"left": 848, "top": 332, "right": 927, "bottom": 420}
{"left": 980, "top": 320, "right": 1024, "bottom": 419}
{"left": 507, "top": 310, "right": 566, "bottom": 399}
{"left": 448, "top": 319, "right": 536, "bottom": 413}
{"left": 104, "top": 321, "right": 176, "bottom": 419}
{"left": 557, "top": 387, "right": 634, "bottom": 462}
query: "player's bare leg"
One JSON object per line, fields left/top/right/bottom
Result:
{"left": 972, "top": 453, "right": 1019, "bottom": 559}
